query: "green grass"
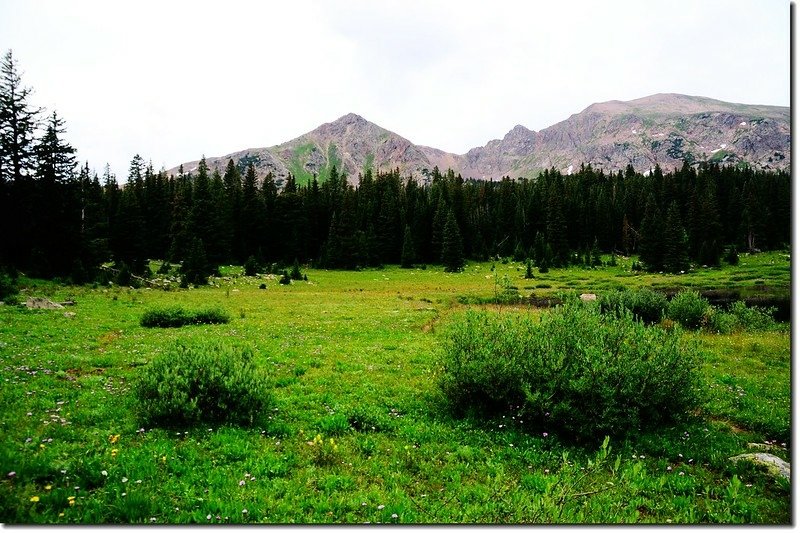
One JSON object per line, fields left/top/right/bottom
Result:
{"left": 0, "top": 252, "right": 790, "bottom": 523}
{"left": 288, "top": 142, "right": 344, "bottom": 186}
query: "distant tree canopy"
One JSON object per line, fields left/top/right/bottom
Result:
{"left": 0, "top": 51, "right": 792, "bottom": 280}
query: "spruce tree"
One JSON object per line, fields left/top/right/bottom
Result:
{"left": 181, "top": 237, "right": 210, "bottom": 286}
{"left": 638, "top": 193, "right": 664, "bottom": 271}
{"left": 400, "top": 225, "right": 415, "bottom": 268}
{"left": 663, "top": 201, "right": 690, "bottom": 274}
{"left": 0, "top": 50, "right": 39, "bottom": 182}
{"left": 441, "top": 209, "right": 464, "bottom": 273}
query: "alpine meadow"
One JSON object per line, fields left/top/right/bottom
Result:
{"left": 0, "top": 33, "right": 792, "bottom": 526}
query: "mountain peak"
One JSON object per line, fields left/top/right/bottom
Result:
{"left": 332, "top": 112, "right": 369, "bottom": 125}
{"left": 169, "top": 94, "right": 789, "bottom": 184}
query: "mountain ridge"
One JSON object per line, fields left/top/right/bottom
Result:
{"left": 169, "top": 94, "right": 790, "bottom": 184}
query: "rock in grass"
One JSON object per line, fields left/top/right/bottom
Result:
{"left": 26, "top": 297, "right": 63, "bottom": 309}
{"left": 729, "top": 453, "right": 790, "bottom": 481}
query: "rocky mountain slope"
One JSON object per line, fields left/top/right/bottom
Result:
{"left": 169, "top": 93, "right": 790, "bottom": 184}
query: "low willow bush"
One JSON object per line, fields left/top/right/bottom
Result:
{"left": 599, "top": 288, "right": 667, "bottom": 324}
{"left": 439, "top": 303, "right": 701, "bottom": 441}
{"left": 140, "top": 306, "right": 230, "bottom": 328}
{"left": 135, "top": 341, "right": 271, "bottom": 427}
{"left": 666, "top": 290, "right": 709, "bottom": 329}
{"left": 706, "top": 301, "right": 777, "bottom": 334}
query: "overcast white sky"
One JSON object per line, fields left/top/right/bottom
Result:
{"left": 0, "top": 0, "right": 790, "bottom": 179}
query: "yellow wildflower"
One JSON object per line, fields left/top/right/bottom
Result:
{"left": 111, "top": 448, "right": 118, "bottom": 458}
{"left": 45, "top": 485, "right": 52, "bottom": 491}
{"left": 58, "top": 513, "right": 64, "bottom": 517}
{"left": 161, "top": 455, "right": 167, "bottom": 463}
{"left": 109, "top": 434, "right": 120, "bottom": 444}
{"left": 30, "top": 496, "right": 40, "bottom": 502}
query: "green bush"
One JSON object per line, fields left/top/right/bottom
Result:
{"left": 705, "top": 308, "right": 738, "bottom": 334}
{"left": 243, "top": 255, "right": 261, "bottom": 276}
{"left": 707, "top": 301, "right": 777, "bottom": 333}
{"left": 140, "top": 306, "right": 230, "bottom": 328}
{"left": 666, "top": 290, "right": 709, "bottom": 329}
{"left": 439, "top": 303, "right": 701, "bottom": 441}
{"left": 135, "top": 341, "right": 271, "bottom": 427}
{"left": 599, "top": 288, "right": 667, "bottom": 324}
{"left": 0, "top": 269, "right": 18, "bottom": 302}
{"left": 729, "top": 300, "right": 776, "bottom": 331}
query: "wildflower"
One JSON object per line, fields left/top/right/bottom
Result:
{"left": 161, "top": 456, "right": 167, "bottom": 463}
{"left": 391, "top": 513, "right": 398, "bottom": 519}
{"left": 45, "top": 485, "right": 52, "bottom": 490}
{"left": 68, "top": 496, "right": 76, "bottom": 507}
{"left": 122, "top": 477, "right": 128, "bottom": 483}
{"left": 639, "top": 455, "right": 645, "bottom": 459}
{"left": 58, "top": 513, "right": 64, "bottom": 517}
{"left": 542, "top": 432, "right": 548, "bottom": 437}
{"left": 30, "top": 496, "right": 40, "bottom": 502}
{"left": 666, "top": 466, "right": 672, "bottom": 471}
{"left": 150, "top": 518, "right": 157, "bottom": 523}
{"left": 679, "top": 472, "right": 685, "bottom": 476}
{"left": 121, "top": 493, "right": 126, "bottom": 497}
{"left": 101, "top": 470, "right": 108, "bottom": 476}
{"left": 239, "top": 480, "right": 245, "bottom": 487}
{"left": 109, "top": 434, "right": 120, "bottom": 444}
{"left": 135, "top": 480, "right": 142, "bottom": 484}
{"left": 207, "top": 514, "right": 212, "bottom": 520}
{"left": 377, "top": 504, "right": 385, "bottom": 510}
{"left": 242, "top": 509, "right": 248, "bottom": 515}
{"left": 7, "top": 471, "right": 15, "bottom": 479}
{"left": 111, "top": 449, "right": 118, "bottom": 458}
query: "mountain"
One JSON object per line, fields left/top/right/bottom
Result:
{"left": 169, "top": 94, "right": 790, "bottom": 184}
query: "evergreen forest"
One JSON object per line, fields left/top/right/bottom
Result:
{"left": 0, "top": 50, "right": 791, "bottom": 283}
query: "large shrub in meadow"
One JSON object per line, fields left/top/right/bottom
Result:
{"left": 140, "top": 306, "right": 230, "bottom": 328}
{"left": 439, "top": 302, "right": 701, "bottom": 441}
{"left": 135, "top": 341, "right": 271, "bottom": 427}
{"left": 666, "top": 290, "right": 709, "bottom": 329}
{"left": 599, "top": 288, "right": 668, "bottom": 324}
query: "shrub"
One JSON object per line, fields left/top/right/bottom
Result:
{"left": 135, "top": 341, "right": 271, "bottom": 427}
{"left": 666, "top": 290, "right": 709, "bottom": 329}
{"left": 729, "top": 300, "right": 776, "bottom": 331}
{"left": 704, "top": 308, "right": 738, "bottom": 334}
{"left": 725, "top": 245, "right": 739, "bottom": 266}
{"left": 599, "top": 288, "right": 667, "bottom": 324}
{"left": 439, "top": 311, "right": 531, "bottom": 414}
{"left": 140, "top": 306, "right": 230, "bottom": 328}
{"left": 243, "top": 255, "right": 261, "bottom": 276}
{"left": 290, "top": 259, "right": 303, "bottom": 281}
{"left": 439, "top": 303, "right": 701, "bottom": 441}
{"left": 0, "top": 269, "right": 18, "bottom": 302}
{"left": 115, "top": 262, "right": 133, "bottom": 286}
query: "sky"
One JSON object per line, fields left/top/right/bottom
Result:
{"left": 0, "top": 0, "right": 791, "bottom": 180}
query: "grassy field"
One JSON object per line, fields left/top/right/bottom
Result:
{"left": 0, "top": 252, "right": 790, "bottom": 524}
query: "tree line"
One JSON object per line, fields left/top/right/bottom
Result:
{"left": 0, "top": 49, "right": 791, "bottom": 283}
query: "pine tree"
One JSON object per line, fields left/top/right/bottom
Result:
{"left": 180, "top": 237, "right": 210, "bottom": 286}
{"left": 441, "top": 209, "right": 464, "bottom": 273}
{"left": 430, "top": 195, "right": 447, "bottom": 263}
{"left": 400, "top": 225, "right": 415, "bottom": 268}
{"left": 638, "top": 193, "right": 664, "bottom": 271}
{"left": 0, "top": 50, "right": 39, "bottom": 182}
{"left": 663, "top": 201, "right": 690, "bottom": 274}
